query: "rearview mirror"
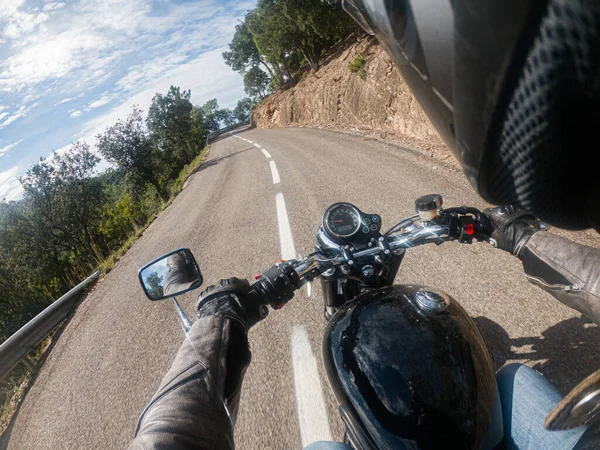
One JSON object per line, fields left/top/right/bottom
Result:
{"left": 138, "top": 248, "right": 203, "bottom": 301}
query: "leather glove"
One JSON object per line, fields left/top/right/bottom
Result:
{"left": 196, "top": 277, "right": 268, "bottom": 332}
{"left": 484, "top": 205, "right": 543, "bottom": 257}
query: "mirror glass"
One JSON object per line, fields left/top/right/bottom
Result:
{"left": 138, "top": 248, "right": 203, "bottom": 301}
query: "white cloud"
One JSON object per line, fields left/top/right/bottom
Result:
{"left": 0, "top": 0, "right": 154, "bottom": 92}
{"left": 0, "top": 102, "right": 38, "bottom": 129}
{"left": 43, "top": 2, "right": 66, "bottom": 12}
{"left": 54, "top": 92, "right": 84, "bottom": 106}
{"left": 78, "top": 48, "right": 244, "bottom": 147}
{"left": 69, "top": 109, "right": 82, "bottom": 118}
{"left": 0, "top": 111, "right": 8, "bottom": 121}
{"left": 0, "top": 139, "right": 23, "bottom": 158}
{"left": 87, "top": 93, "right": 112, "bottom": 109}
{"left": 3, "top": 11, "right": 48, "bottom": 40}
{"left": 0, "top": 166, "right": 23, "bottom": 202}
{"left": 0, "top": 0, "right": 25, "bottom": 21}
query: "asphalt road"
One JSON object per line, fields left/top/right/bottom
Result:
{"left": 4, "top": 127, "right": 600, "bottom": 449}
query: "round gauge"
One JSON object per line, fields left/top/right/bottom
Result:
{"left": 323, "top": 203, "right": 361, "bottom": 238}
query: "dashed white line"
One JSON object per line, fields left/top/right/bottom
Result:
{"left": 253, "top": 142, "right": 261, "bottom": 148}
{"left": 291, "top": 326, "right": 333, "bottom": 447}
{"left": 269, "top": 160, "right": 280, "bottom": 184}
{"left": 275, "top": 193, "right": 296, "bottom": 261}
{"left": 261, "top": 148, "right": 272, "bottom": 158}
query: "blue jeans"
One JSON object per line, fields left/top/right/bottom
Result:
{"left": 496, "top": 364, "right": 587, "bottom": 450}
{"left": 305, "top": 364, "right": 589, "bottom": 450}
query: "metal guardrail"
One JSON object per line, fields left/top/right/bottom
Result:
{"left": 205, "top": 122, "right": 250, "bottom": 146}
{"left": 0, "top": 270, "right": 101, "bottom": 379}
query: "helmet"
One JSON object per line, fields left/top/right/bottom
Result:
{"left": 343, "top": 0, "right": 600, "bottom": 230}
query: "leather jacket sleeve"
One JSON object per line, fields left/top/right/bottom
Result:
{"left": 129, "top": 316, "right": 251, "bottom": 450}
{"left": 520, "top": 232, "right": 600, "bottom": 325}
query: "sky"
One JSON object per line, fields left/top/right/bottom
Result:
{"left": 0, "top": 0, "right": 254, "bottom": 201}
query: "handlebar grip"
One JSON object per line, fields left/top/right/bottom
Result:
{"left": 250, "top": 262, "right": 300, "bottom": 310}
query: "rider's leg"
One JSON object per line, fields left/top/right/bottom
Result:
{"left": 497, "top": 363, "right": 588, "bottom": 450}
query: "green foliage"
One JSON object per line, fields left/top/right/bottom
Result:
{"left": 224, "top": 0, "right": 357, "bottom": 91}
{"left": 201, "top": 99, "right": 236, "bottom": 132}
{"left": 144, "top": 272, "right": 164, "bottom": 298}
{"left": 99, "top": 193, "right": 144, "bottom": 250}
{"left": 233, "top": 98, "right": 254, "bottom": 123}
{"left": 96, "top": 107, "right": 167, "bottom": 198}
{"left": 348, "top": 53, "right": 367, "bottom": 78}
{"left": 147, "top": 86, "right": 203, "bottom": 169}
{"left": 222, "top": 20, "right": 262, "bottom": 74}
{"left": 244, "top": 67, "right": 270, "bottom": 99}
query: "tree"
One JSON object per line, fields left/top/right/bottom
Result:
{"left": 96, "top": 107, "right": 167, "bottom": 198}
{"left": 279, "top": 0, "right": 357, "bottom": 71}
{"left": 233, "top": 98, "right": 254, "bottom": 123}
{"left": 244, "top": 67, "right": 270, "bottom": 99}
{"left": 19, "top": 142, "right": 105, "bottom": 280}
{"left": 223, "top": 17, "right": 282, "bottom": 84}
{"left": 201, "top": 99, "right": 234, "bottom": 132}
{"left": 223, "top": 109, "right": 236, "bottom": 127}
{"left": 247, "top": 2, "right": 299, "bottom": 82}
{"left": 144, "top": 272, "right": 164, "bottom": 298}
{"left": 225, "top": 0, "right": 357, "bottom": 87}
{"left": 147, "top": 86, "right": 198, "bottom": 164}
{"left": 190, "top": 106, "right": 208, "bottom": 146}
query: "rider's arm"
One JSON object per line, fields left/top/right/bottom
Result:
{"left": 485, "top": 205, "right": 600, "bottom": 325}
{"left": 129, "top": 277, "right": 265, "bottom": 450}
{"left": 520, "top": 232, "right": 600, "bottom": 325}
{"left": 128, "top": 316, "right": 250, "bottom": 450}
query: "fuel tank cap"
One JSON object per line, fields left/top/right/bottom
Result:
{"left": 415, "top": 288, "right": 451, "bottom": 313}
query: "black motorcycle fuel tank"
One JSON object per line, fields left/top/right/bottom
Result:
{"left": 323, "top": 285, "right": 497, "bottom": 449}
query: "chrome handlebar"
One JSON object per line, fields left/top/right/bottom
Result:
{"left": 291, "top": 219, "right": 455, "bottom": 283}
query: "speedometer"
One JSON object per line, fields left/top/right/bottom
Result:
{"left": 323, "top": 203, "right": 361, "bottom": 238}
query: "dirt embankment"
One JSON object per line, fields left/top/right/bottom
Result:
{"left": 251, "top": 34, "right": 449, "bottom": 157}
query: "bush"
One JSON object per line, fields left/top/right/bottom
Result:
{"left": 348, "top": 53, "right": 367, "bottom": 78}
{"left": 99, "top": 193, "right": 144, "bottom": 250}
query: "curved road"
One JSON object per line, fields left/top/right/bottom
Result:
{"left": 4, "top": 127, "right": 600, "bottom": 449}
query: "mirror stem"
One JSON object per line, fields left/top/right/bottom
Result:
{"left": 171, "top": 296, "right": 193, "bottom": 334}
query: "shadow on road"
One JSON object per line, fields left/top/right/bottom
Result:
{"left": 475, "top": 316, "right": 600, "bottom": 394}
{"left": 193, "top": 148, "right": 253, "bottom": 175}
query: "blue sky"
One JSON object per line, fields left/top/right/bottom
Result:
{"left": 0, "top": 0, "right": 254, "bottom": 201}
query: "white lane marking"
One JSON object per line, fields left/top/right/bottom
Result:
{"left": 269, "top": 160, "right": 280, "bottom": 184}
{"left": 247, "top": 140, "right": 253, "bottom": 144}
{"left": 291, "top": 326, "right": 333, "bottom": 447}
{"left": 275, "top": 193, "right": 296, "bottom": 261}
{"left": 261, "top": 148, "right": 272, "bottom": 158}
{"left": 253, "top": 142, "right": 261, "bottom": 148}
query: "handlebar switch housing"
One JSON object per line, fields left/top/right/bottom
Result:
{"left": 252, "top": 262, "right": 300, "bottom": 310}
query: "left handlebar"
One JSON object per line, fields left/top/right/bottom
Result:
{"left": 249, "top": 261, "right": 302, "bottom": 310}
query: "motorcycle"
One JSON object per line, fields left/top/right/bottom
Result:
{"left": 137, "top": 194, "right": 501, "bottom": 449}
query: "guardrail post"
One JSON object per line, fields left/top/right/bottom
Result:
{"left": 21, "top": 357, "right": 33, "bottom": 371}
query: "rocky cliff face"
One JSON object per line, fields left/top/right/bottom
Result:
{"left": 251, "top": 35, "right": 447, "bottom": 154}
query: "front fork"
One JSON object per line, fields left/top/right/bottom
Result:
{"left": 321, "top": 250, "right": 405, "bottom": 320}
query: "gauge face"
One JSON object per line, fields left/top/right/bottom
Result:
{"left": 324, "top": 203, "right": 361, "bottom": 238}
